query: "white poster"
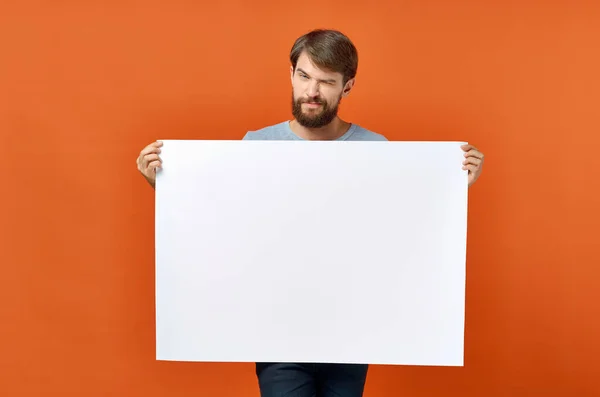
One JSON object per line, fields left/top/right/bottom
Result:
{"left": 155, "top": 140, "right": 468, "bottom": 366}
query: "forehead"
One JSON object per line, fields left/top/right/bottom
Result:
{"left": 296, "top": 51, "right": 342, "bottom": 81}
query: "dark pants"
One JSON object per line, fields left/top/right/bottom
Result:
{"left": 256, "top": 362, "right": 369, "bottom": 397}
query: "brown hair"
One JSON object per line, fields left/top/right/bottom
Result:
{"left": 289, "top": 29, "right": 358, "bottom": 84}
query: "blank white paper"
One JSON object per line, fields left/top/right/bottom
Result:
{"left": 155, "top": 139, "right": 468, "bottom": 366}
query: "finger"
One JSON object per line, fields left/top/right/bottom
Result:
{"left": 464, "top": 150, "right": 484, "bottom": 160}
{"left": 461, "top": 145, "right": 484, "bottom": 160}
{"left": 462, "top": 157, "right": 482, "bottom": 166}
{"left": 143, "top": 153, "right": 161, "bottom": 163}
{"left": 462, "top": 164, "right": 478, "bottom": 173}
{"left": 148, "top": 160, "right": 162, "bottom": 171}
{"left": 144, "top": 141, "right": 162, "bottom": 151}
{"left": 139, "top": 142, "right": 163, "bottom": 157}
{"left": 138, "top": 150, "right": 159, "bottom": 169}
{"left": 142, "top": 154, "right": 161, "bottom": 170}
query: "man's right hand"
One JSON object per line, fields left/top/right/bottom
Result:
{"left": 136, "top": 140, "right": 163, "bottom": 188}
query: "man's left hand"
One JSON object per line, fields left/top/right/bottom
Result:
{"left": 461, "top": 144, "right": 484, "bottom": 187}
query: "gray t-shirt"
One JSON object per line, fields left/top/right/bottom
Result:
{"left": 243, "top": 120, "right": 387, "bottom": 141}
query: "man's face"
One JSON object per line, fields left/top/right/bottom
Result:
{"left": 291, "top": 52, "right": 354, "bottom": 128}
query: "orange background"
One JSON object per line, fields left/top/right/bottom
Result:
{"left": 2, "top": 1, "right": 599, "bottom": 396}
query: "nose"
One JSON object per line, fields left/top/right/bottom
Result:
{"left": 306, "top": 80, "right": 320, "bottom": 98}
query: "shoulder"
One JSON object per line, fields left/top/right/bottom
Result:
{"left": 243, "top": 121, "right": 291, "bottom": 140}
{"left": 346, "top": 124, "right": 388, "bottom": 141}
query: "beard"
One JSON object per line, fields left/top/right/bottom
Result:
{"left": 291, "top": 92, "right": 341, "bottom": 128}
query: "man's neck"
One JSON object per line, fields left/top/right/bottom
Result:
{"left": 289, "top": 117, "right": 351, "bottom": 141}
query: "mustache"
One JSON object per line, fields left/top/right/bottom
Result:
{"left": 297, "top": 97, "right": 325, "bottom": 104}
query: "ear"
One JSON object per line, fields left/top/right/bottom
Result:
{"left": 341, "top": 78, "right": 355, "bottom": 98}
{"left": 290, "top": 66, "right": 295, "bottom": 84}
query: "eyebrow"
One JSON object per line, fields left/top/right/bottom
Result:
{"left": 297, "top": 68, "right": 338, "bottom": 84}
